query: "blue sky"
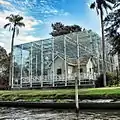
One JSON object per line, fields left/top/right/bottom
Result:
{"left": 0, "top": 0, "right": 100, "bottom": 52}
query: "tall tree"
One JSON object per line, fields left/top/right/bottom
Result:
{"left": 90, "top": 0, "right": 115, "bottom": 86}
{"left": 0, "top": 46, "right": 9, "bottom": 89}
{"left": 104, "top": 3, "right": 120, "bottom": 69}
{"left": 50, "top": 22, "right": 82, "bottom": 36}
{"left": 4, "top": 14, "right": 25, "bottom": 88}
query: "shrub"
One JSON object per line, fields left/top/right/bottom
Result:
{"left": 95, "top": 72, "right": 120, "bottom": 87}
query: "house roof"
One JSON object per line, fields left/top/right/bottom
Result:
{"left": 47, "top": 53, "right": 93, "bottom": 68}
{"left": 67, "top": 56, "right": 90, "bottom": 66}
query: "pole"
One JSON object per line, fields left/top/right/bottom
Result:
{"left": 77, "top": 34, "right": 80, "bottom": 85}
{"left": 30, "top": 43, "right": 33, "bottom": 88}
{"left": 75, "top": 77, "right": 79, "bottom": 113}
{"left": 41, "top": 40, "right": 43, "bottom": 87}
{"left": 76, "top": 34, "right": 79, "bottom": 113}
{"left": 29, "top": 51, "right": 31, "bottom": 87}
{"left": 20, "top": 44, "right": 23, "bottom": 88}
{"left": 36, "top": 54, "right": 38, "bottom": 77}
{"left": 64, "top": 36, "right": 67, "bottom": 86}
{"left": 11, "top": 54, "right": 14, "bottom": 88}
{"left": 52, "top": 38, "right": 55, "bottom": 87}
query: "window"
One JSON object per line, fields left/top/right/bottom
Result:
{"left": 57, "top": 68, "right": 62, "bottom": 75}
{"left": 80, "top": 68, "right": 83, "bottom": 73}
{"left": 89, "top": 68, "right": 91, "bottom": 72}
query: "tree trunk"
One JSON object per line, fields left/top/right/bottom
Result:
{"left": 9, "top": 25, "right": 16, "bottom": 88}
{"left": 100, "top": 9, "right": 106, "bottom": 87}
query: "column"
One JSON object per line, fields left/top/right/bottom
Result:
{"left": 29, "top": 51, "right": 31, "bottom": 86}
{"left": 41, "top": 40, "right": 43, "bottom": 87}
{"left": 11, "top": 55, "right": 14, "bottom": 88}
{"left": 77, "top": 34, "right": 80, "bottom": 85}
{"left": 36, "top": 54, "right": 38, "bottom": 77}
{"left": 20, "top": 44, "right": 23, "bottom": 88}
{"left": 52, "top": 38, "right": 55, "bottom": 87}
{"left": 30, "top": 43, "right": 33, "bottom": 88}
{"left": 64, "top": 36, "right": 67, "bottom": 86}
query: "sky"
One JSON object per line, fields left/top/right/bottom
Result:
{"left": 0, "top": 0, "right": 100, "bottom": 52}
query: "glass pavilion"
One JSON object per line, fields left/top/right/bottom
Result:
{"left": 12, "top": 31, "right": 114, "bottom": 88}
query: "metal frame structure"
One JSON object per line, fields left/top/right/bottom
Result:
{"left": 12, "top": 31, "right": 114, "bottom": 88}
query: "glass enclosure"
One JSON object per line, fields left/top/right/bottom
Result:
{"left": 13, "top": 31, "right": 114, "bottom": 88}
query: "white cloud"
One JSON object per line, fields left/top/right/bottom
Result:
{"left": 0, "top": 0, "right": 12, "bottom": 6}
{"left": 0, "top": 42, "right": 4, "bottom": 47}
{"left": 0, "top": 9, "right": 43, "bottom": 52}
{"left": 15, "top": 35, "right": 41, "bottom": 45}
{"left": 0, "top": 10, "right": 42, "bottom": 30}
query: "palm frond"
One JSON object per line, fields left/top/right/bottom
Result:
{"left": 103, "top": 1, "right": 112, "bottom": 11}
{"left": 3, "top": 23, "right": 11, "bottom": 29}
{"left": 16, "top": 22, "right": 25, "bottom": 27}
{"left": 8, "top": 25, "right": 12, "bottom": 31}
{"left": 6, "top": 16, "right": 13, "bottom": 22}
{"left": 106, "top": 0, "right": 116, "bottom": 4}
{"left": 90, "top": 2, "right": 96, "bottom": 9}
{"left": 15, "top": 27, "right": 19, "bottom": 36}
{"left": 16, "top": 15, "right": 23, "bottom": 22}
{"left": 9, "top": 14, "right": 14, "bottom": 18}
{"left": 113, "top": 2, "right": 120, "bottom": 8}
{"left": 96, "top": 7, "right": 99, "bottom": 15}
{"left": 103, "top": 1, "right": 109, "bottom": 14}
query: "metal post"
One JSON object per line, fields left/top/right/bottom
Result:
{"left": 77, "top": 34, "right": 80, "bottom": 85}
{"left": 97, "top": 41, "right": 100, "bottom": 75}
{"left": 75, "top": 34, "right": 79, "bottom": 113}
{"left": 90, "top": 33, "right": 93, "bottom": 54}
{"left": 109, "top": 56, "right": 112, "bottom": 72}
{"left": 64, "top": 36, "right": 67, "bottom": 86}
{"left": 52, "top": 38, "right": 55, "bottom": 87}
{"left": 41, "top": 40, "right": 43, "bottom": 87}
{"left": 75, "top": 77, "right": 79, "bottom": 113}
{"left": 36, "top": 54, "right": 38, "bottom": 77}
{"left": 11, "top": 55, "right": 14, "bottom": 88}
{"left": 20, "top": 45, "right": 23, "bottom": 88}
{"left": 30, "top": 43, "right": 33, "bottom": 88}
{"left": 29, "top": 51, "right": 31, "bottom": 86}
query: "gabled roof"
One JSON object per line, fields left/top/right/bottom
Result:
{"left": 47, "top": 53, "right": 93, "bottom": 68}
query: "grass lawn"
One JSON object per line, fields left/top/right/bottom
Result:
{"left": 0, "top": 87, "right": 120, "bottom": 101}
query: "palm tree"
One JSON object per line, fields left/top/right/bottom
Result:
{"left": 4, "top": 14, "right": 25, "bottom": 88}
{"left": 90, "top": 0, "right": 115, "bottom": 86}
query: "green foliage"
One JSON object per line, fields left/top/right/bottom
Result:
{"left": 104, "top": 6, "right": 120, "bottom": 55}
{"left": 4, "top": 14, "right": 25, "bottom": 34}
{"left": 50, "top": 22, "right": 82, "bottom": 36}
{"left": 107, "top": 72, "right": 120, "bottom": 87}
{"left": 0, "top": 46, "right": 9, "bottom": 88}
{"left": 95, "top": 72, "right": 120, "bottom": 87}
{"left": 90, "top": 0, "right": 114, "bottom": 15}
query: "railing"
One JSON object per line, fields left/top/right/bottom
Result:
{"left": 13, "top": 73, "right": 98, "bottom": 87}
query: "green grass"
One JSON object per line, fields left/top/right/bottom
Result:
{"left": 0, "top": 87, "right": 120, "bottom": 101}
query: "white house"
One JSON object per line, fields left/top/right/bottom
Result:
{"left": 47, "top": 54, "right": 97, "bottom": 85}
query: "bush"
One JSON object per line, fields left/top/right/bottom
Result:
{"left": 95, "top": 72, "right": 120, "bottom": 87}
